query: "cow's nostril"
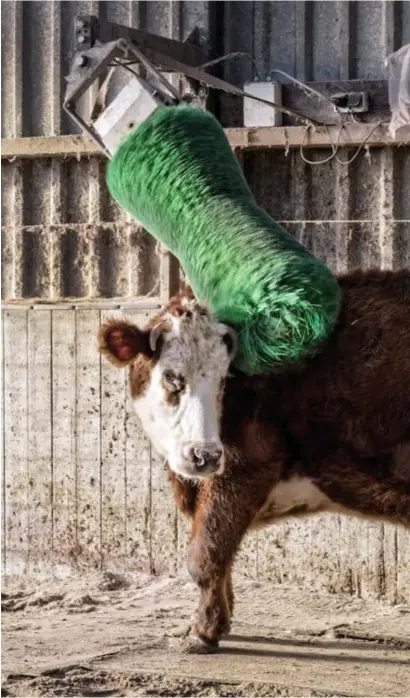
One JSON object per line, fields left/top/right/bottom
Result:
{"left": 190, "top": 446, "right": 222, "bottom": 470}
{"left": 191, "top": 448, "right": 206, "bottom": 468}
{"left": 193, "top": 447, "right": 205, "bottom": 467}
{"left": 183, "top": 442, "right": 223, "bottom": 474}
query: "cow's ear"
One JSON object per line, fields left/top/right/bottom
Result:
{"left": 99, "top": 318, "right": 152, "bottom": 367}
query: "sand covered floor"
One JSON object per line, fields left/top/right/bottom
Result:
{"left": 2, "top": 571, "right": 410, "bottom": 697}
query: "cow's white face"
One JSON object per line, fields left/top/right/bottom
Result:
{"left": 99, "top": 292, "right": 237, "bottom": 479}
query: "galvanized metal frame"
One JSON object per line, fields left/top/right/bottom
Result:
{"left": 63, "top": 38, "right": 183, "bottom": 157}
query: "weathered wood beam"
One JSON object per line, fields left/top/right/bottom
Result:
{"left": 1, "top": 297, "right": 162, "bottom": 310}
{"left": 2, "top": 124, "right": 408, "bottom": 160}
{"left": 227, "top": 124, "right": 409, "bottom": 149}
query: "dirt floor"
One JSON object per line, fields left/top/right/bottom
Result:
{"left": 2, "top": 570, "right": 410, "bottom": 697}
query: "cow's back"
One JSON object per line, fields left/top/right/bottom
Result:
{"left": 277, "top": 268, "right": 410, "bottom": 460}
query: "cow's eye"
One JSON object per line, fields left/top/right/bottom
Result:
{"left": 162, "top": 371, "right": 185, "bottom": 393}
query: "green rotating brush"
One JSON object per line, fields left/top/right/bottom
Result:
{"left": 107, "top": 105, "right": 341, "bottom": 375}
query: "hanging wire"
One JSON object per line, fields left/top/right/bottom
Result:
{"left": 197, "top": 53, "right": 386, "bottom": 166}
{"left": 334, "top": 120, "right": 389, "bottom": 165}
{"left": 267, "top": 68, "right": 389, "bottom": 166}
{"left": 299, "top": 117, "right": 388, "bottom": 166}
{"left": 299, "top": 124, "right": 341, "bottom": 165}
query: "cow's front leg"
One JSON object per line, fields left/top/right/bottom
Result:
{"left": 185, "top": 468, "right": 272, "bottom": 650}
{"left": 187, "top": 560, "right": 232, "bottom": 650}
{"left": 194, "top": 562, "right": 234, "bottom": 640}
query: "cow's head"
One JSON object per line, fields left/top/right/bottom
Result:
{"left": 99, "top": 289, "right": 237, "bottom": 479}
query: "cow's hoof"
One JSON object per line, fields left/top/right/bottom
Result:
{"left": 168, "top": 632, "right": 219, "bottom": 654}
{"left": 183, "top": 632, "right": 219, "bottom": 654}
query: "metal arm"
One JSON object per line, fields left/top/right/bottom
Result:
{"left": 74, "top": 15, "right": 206, "bottom": 68}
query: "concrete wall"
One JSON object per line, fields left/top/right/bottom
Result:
{"left": 2, "top": 1, "right": 409, "bottom": 601}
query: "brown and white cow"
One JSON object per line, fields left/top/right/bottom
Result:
{"left": 99, "top": 268, "right": 410, "bottom": 651}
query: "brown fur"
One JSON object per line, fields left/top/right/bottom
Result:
{"left": 100, "top": 269, "right": 410, "bottom": 649}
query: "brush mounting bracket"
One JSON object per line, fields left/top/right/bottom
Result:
{"left": 64, "top": 37, "right": 190, "bottom": 157}
{"left": 63, "top": 15, "right": 213, "bottom": 156}
{"left": 63, "top": 14, "right": 319, "bottom": 155}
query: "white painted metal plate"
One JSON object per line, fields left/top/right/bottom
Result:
{"left": 243, "top": 81, "right": 282, "bottom": 127}
{"left": 94, "top": 77, "right": 163, "bottom": 155}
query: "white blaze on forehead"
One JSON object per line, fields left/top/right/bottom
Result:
{"left": 153, "top": 296, "right": 233, "bottom": 378}
{"left": 132, "top": 300, "right": 233, "bottom": 477}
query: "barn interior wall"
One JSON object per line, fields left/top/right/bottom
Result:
{"left": 1, "top": 1, "right": 409, "bottom": 601}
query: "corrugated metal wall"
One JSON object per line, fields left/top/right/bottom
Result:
{"left": 2, "top": 1, "right": 409, "bottom": 601}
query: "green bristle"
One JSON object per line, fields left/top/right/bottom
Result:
{"left": 107, "top": 105, "right": 341, "bottom": 374}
